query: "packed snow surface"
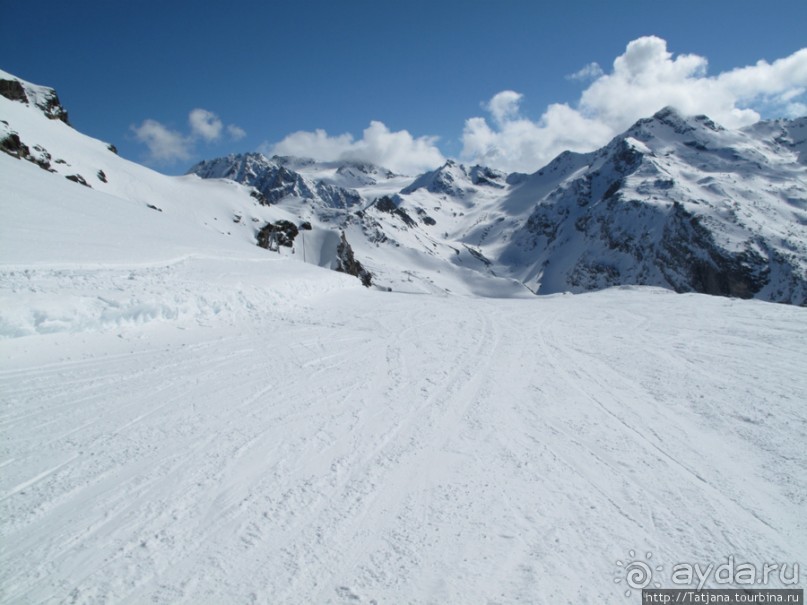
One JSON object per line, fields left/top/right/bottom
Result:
{"left": 2, "top": 267, "right": 806, "bottom": 603}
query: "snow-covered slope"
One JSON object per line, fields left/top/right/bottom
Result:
{"left": 0, "top": 69, "right": 364, "bottom": 336}
{"left": 3, "top": 284, "right": 806, "bottom": 603}
{"left": 2, "top": 69, "right": 807, "bottom": 604}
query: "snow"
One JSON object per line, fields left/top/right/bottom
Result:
{"left": 2, "top": 70, "right": 806, "bottom": 603}
{"left": 3, "top": 280, "right": 806, "bottom": 603}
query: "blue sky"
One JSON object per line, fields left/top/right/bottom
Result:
{"left": 2, "top": 0, "right": 806, "bottom": 174}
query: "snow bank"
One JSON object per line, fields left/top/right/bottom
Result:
{"left": 0, "top": 257, "right": 359, "bottom": 338}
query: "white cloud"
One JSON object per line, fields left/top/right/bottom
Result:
{"left": 566, "top": 62, "right": 604, "bottom": 81}
{"left": 486, "top": 91, "right": 523, "bottom": 125}
{"left": 130, "top": 119, "right": 192, "bottom": 163}
{"left": 264, "top": 120, "right": 445, "bottom": 175}
{"left": 227, "top": 124, "right": 247, "bottom": 140}
{"left": 462, "top": 36, "right": 807, "bottom": 173}
{"left": 189, "top": 108, "right": 223, "bottom": 141}
{"left": 132, "top": 109, "right": 247, "bottom": 165}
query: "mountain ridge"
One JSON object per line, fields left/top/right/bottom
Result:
{"left": 3, "top": 68, "right": 806, "bottom": 304}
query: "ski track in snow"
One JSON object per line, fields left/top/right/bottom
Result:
{"left": 1, "top": 269, "right": 806, "bottom": 604}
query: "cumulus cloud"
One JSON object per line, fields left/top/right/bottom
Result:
{"left": 264, "top": 120, "right": 445, "bottom": 175}
{"left": 188, "top": 108, "right": 223, "bottom": 141}
{"left": 132, "top": 109, "right": 246, "bottom": 164}
{"left": 486, "top": 91, "right": 524, "bottom": 125}
{"left": 462, "top": 36, "right": 807, "bottom": 173}
{"left": 131, "top": 119, "right": 192, "bottom": 163}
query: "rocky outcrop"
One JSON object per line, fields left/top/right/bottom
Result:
{"left": 257, "top": 220, "right": 299, "bottom": 250}
{"left": 0, "top": 79, "right": 28, "bottom": 103}
{"left": 335, "top": 231, "right": 372, "bottom": 287}
{"left": 0, "top": 77, "right": 69, "bottom": 124}
{"left": 371, "top": 195, "right": 416, "bottom": 227}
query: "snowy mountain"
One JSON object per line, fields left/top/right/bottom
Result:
{"left": 188, "top": 108, "right": 807, "bottom": 304}
{"left": 497, "top": 108, "right": 807, "bottom": 303}
{"left": 2, "top": 70, "right": 807, "bottom": 604}
{"left": 188, "top": 153, "right": 370, "bottom": 208}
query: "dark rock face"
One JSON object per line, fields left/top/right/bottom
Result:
{"left": 249, "top": 189, "right": 269, "bottom": 206}
{"left": 0, "top": 79, "right": 28, "bottom": 103}
{"left": 372, "top": 196, "right": 416, "bottom": 227}
{"left": 470, "top": 165, "right": 506, "bottom": 188}
{"left": 336, "top": 231, "right": 372, "bottom": 287}
{"left": 658, "top": 203, "right": 769, "bottom": 299}
{"left": 1, "top": 132, "right": 30, "bottom": 159}
{"left": 257, "top": 220, "right": 299, "bottom": 249}
{"left": 39, "top": 91, "right": 69, "bottom": 123}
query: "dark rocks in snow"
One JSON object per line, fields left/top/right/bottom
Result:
{"left": 65, "top": 174, "right": 91, "bottom": 187}
{"left": 97, "top": 169, "right": 107, "bottom": 183}
{"left": 146, "top": 204, "right": 163, "bottom": 212}
{"left": 470, "top": 165, "right": 506, "bottom": 188}
{"left": 42, "top": 93, "right": 69, "bottom": 124}
{"left": 257, "top": 220, "right": 299, "bottom": 250}
{"left": 372, "top": 195, "right": 416, "bottom": 227}
{"left": 1, "top": 133, "right": 55, "bottom": 171}
{"left": 298, "top": 221, "right": 313, "bottom": 231}
{"left": 30, "top": 145, "right": 52, "bottom": 171}
{"left": 373, "top": 196, "right": 397, "bottom": 213}
{"left": 249, "top": 189, "right": 269, "bottom": 206}
{"left": 0, "top": 79, "right": 28, "bottom": 103}
{"left": 336, "top": 231, "right": 372, "bottom": 287}
{"left": 107, "top": 143, "right": 118, "bottom": 154}
{"left": 1, "top": 132, "right": 30, "bottom": 159}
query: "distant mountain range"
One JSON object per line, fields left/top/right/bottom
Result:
{"left": 3, "top": 68, "right": 806, "bottom": 304}
{"left": 187, "top": 109, "right": 807, "bottom": 304}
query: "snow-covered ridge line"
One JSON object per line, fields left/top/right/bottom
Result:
{"left": 0, "top": 67, "right": 70, "bottom": 124}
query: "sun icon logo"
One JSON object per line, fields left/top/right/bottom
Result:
{"left": 614, "top": 550, "right": 664, "bottom": 597}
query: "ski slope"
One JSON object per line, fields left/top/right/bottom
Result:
{"left": 2, "top": 264, "right": 806, "bottom": 603}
